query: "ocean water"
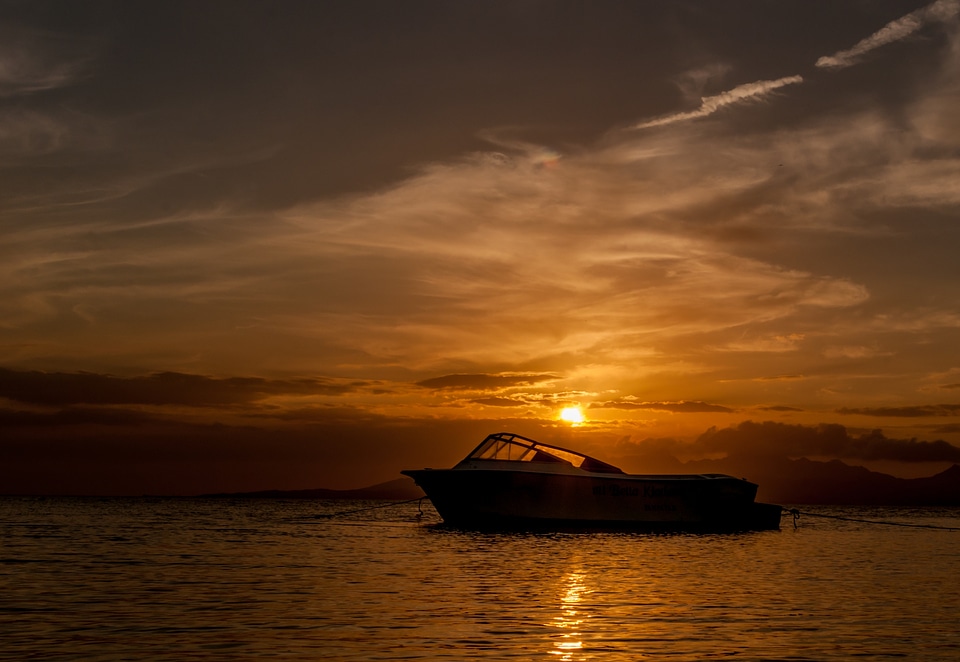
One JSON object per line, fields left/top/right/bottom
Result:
{"left": 2, "top": 498, "right": 959, "bottom": 661}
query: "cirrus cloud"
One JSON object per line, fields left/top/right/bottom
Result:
{"left": 632, "top": 75, "right": 804, "bottom": 129}
{"left": 816, "top": 0, "right": 960, "bottom": 69}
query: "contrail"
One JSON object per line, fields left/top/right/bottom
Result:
{"left": 816, "top": 0, "right": 960, "bottom": 69}
{"left": 633, "top": 75, "right": 804, "bottom": 130}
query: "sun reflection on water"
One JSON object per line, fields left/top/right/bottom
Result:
{"left": 548, "top": 570, "right": 589, "bottom": 659}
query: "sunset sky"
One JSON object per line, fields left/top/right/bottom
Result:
{"left": 3, "top": 1, "right": 960, "bottom": 495}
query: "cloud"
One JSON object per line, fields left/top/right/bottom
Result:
{"left": 606, "top": 421, "right": 960, "bottom": 475}
{"left": 754, "top": 375, "right": 805, "bottom": 382}
{"left": 696, "top": 420, "right": 960, "bottom": 462}
{"left": 864, "top": 311, "right": 960, "bottom": 334}
{"left": 632, "top": 75, "right": 803, "bottom": 129}
{"left": 715, "top": 333, "right": 806, "bottom": 353}
{"left": 0, "top": 368, "right": 368, "bottom": 407}
{"left": 416, "top": 373, "right": 558, "bottom": 391}
{"left": 591, "top": 400, "right": 735, "bottom": 414}
{"left": 673, "top": 64, "right": 733, "bottom": 101}
{"left": 469, "top": 397, "right": 526, "bottom": 407}
{"left": 273, "top": 127, "right": 875, "bottom": 373}
{"left": 822, "top": 345, "right": 891, "bottom": 359}
{"left": 2, "top": 100, "right": 890, "bottom": 381}
{"left": 0, "top": 109, "right": 74, "bottom": 158}
{"left": 0, "top": 25, "right": 96, "bottom": 163}
{"left": 816, "top": 0, "right": 960, "bottom": 69}
{"left": 0, "top": 25, "right": 90, "bottom": 97}
{"left": 837, "top": 404, "right": 960, "bottom": 417}
{"left": 0, "top": 406, "right": 166, "bottom": 427}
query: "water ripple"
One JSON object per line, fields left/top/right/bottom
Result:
{"left": 0, "top": 498, "right": 958, "bottom": 660}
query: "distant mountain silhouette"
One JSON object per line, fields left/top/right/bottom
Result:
{"left": 688, "top": 457, "right": 960, "bottom": 505}
{"left": 204, "top": 461, "right": 960, "bottom": 505}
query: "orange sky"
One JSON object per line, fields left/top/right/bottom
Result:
{"left": 2, "top": 1, "right": 960, "bottom": 494}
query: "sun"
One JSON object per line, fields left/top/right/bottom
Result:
{"left": 559, "top": 406, "right": 585, "bottom": 425}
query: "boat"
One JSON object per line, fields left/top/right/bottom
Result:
{"left": 402, "top": 432, "right": 782, "bottom": 531}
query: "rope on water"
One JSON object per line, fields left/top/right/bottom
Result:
{"left": 784, "top": 507, "right": 960, "bottom": 531}
{"left": 314, "top": 497, "right": 426, "bottom": 520}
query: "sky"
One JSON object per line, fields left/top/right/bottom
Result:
{"left": 2, "top": 0, "right": 960, "bottom": 495}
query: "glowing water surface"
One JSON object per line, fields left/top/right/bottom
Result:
{"left": 2, "top": 498, "right": 958, "bottom": 660}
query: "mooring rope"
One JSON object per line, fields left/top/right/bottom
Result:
{"left": 314, "top": 497, "right": 426, "bottom": 520}
{"left": 784, "top": 507, "right": 960, "bottom": 531}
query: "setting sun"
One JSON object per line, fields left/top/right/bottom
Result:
{"left": 559, "top": 406, "right": 585, "bottom": 425}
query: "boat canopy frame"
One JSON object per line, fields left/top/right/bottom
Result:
{"left": 462, "top": 432, "right": 625, "bottom": 474}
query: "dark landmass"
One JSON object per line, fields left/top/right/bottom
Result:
{"left": 203, "top": 460, "right": 960, "bottom": 506}
{"left": 671, "top": 457, "right": 960, "bottom": 506}
{"left": 745, "top": 459, "right": 960, "bottom": 506}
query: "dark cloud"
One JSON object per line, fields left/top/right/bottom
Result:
{"left": 470, "top": 397, "right": 525, "bottom": 407}
{"left": 415, "top": 373, "right": 557, "bottom": 391}
{"left": 0, "top": 406, "right": 164, "bottom": 427}
{"left": 697, "top": 420, "right": 960, "bottom": 462}
{"left": 247, "top": 405, "right": 384, "bottom": 424}
{"left": 837, "top": 404, "right": 960, "bottom": 417}
{"left": 941, "top": 383, "right": 960, "bottom": 390}
{"left": 758, "top": 405, "right": 804, "bottom": 412}
{"left": 591, "top": 400, "right": 735, "bottom": 413}
{"left": 0, "top": 368, "right": 366, "bottom": 406}
{"left": 606, "top": 420, "right": 960, "bottom": 473}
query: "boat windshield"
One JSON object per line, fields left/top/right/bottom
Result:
{"left": 465, "top": 432, "right": 624, "bottom": 474}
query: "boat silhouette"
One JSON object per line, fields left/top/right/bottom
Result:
{"left": 403, "top": 432, "right": 782, "bottom": 531}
